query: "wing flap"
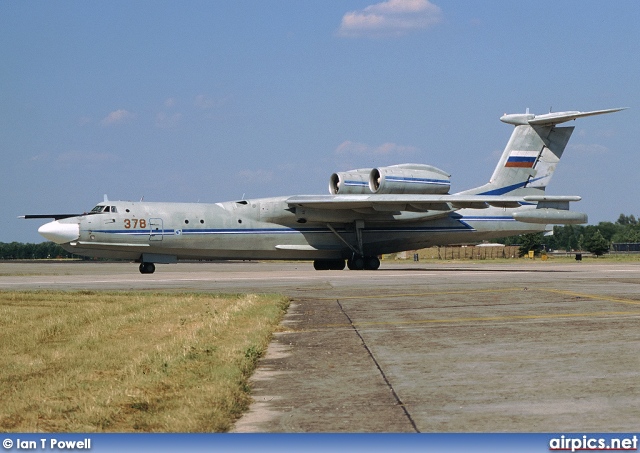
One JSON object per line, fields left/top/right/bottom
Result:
{"left": 286, "top": 194, "right": 528, "bottom": 212}
{"left": 371, "top": 203, "right": 407, "bottom": 212}
{"left": 451, "top": 201, "right": 489, "bottom": 209}
{"left": 485, "top": 201, "right": 522, "bottom": 208}
{"left": 408, "top": 202, "right": 452, "bottom": 211}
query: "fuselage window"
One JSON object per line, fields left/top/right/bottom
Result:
{"left": 110, "top": 206, "right": 117, "bottom": 213}
{"left": 91, "top": 205, "right": 105, "bottom": 213}
{"left": 104, "top": 206, "right": 110, "bottom": 213}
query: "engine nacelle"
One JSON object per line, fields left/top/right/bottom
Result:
{"left": 369, "top": 164, "right": 451, "bottom": 194}
{"left": 329, "top": 168, "right": 372, "bottom": 194}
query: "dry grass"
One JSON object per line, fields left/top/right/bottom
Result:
{"left": 0, "top": 290, "right": 289, "bottom": 432}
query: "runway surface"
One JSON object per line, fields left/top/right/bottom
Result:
{"left": 2, "top": 260, "right": 640, "bottom": 432}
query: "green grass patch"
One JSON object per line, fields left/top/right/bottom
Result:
{"left": 0, "top": 290, "right": 289, "bottom": 432}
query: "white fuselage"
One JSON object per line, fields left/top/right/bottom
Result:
{"left": 44, "top": 198, "right": 545, "bottom": 263}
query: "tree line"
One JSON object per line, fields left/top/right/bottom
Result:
{"left": 0, "top": 242, "right": 76, "bottom": 260}
{"left": 498, "top": 214, "right": 640, "bottom": 257}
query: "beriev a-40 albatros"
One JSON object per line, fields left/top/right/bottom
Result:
{"left": 23, "top": 108, "right": 624, "bottom": 273}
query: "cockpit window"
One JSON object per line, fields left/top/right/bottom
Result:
{"left": 90, "top": 205, "right": 117, "bottom": 213}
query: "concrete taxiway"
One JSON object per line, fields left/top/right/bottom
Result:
{"left": 2, "top": 260, "right": 640, "bottom": 432}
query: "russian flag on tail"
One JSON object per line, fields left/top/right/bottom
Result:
{"left": 505, "top": 150, "right": 538, "bottom": 168}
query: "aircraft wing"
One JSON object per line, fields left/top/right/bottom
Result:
{"left": 286, "top": 194, "right": 581, "bottom": 211}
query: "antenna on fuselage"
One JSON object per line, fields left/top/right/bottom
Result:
{"left": 103, "top": 194, "right": 109, "bottom": 202}
{"left": 140, "top": 196, "right": 144, "bottom": 202}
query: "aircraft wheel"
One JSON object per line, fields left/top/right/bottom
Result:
{"left": 313, "top": 260, "right": 329, "bottom": 270}
{"left": 139, "top": 262, "right": 156, "bottom": 274}
{"left": 364, "top": 256, "right": 380, "bottom": 270}
{"left": 347, "top": 256, "right": 365, "bottom": 270}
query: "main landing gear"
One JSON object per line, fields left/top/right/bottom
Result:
{"left": 315, "top": 220, "right": 381, "bottom": 271}
{"left": 347, "top": 255, "right": 380, "bottom": 270}
{"left": 139, "top": 262, "right": 156, "bottom": 274}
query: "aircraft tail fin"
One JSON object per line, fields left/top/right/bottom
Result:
{"left": 460, "top": 108, "right": 626, "bottom": 197}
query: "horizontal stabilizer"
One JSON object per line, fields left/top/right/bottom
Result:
{"left": 500, "top": 108, "right": 627, "bottom": 126}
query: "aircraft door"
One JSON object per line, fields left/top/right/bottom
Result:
{"left": 149, "top": 218, "right": 164, "bottom": 241}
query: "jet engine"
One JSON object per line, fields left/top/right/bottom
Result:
{"left": 329, "top": 168, "right": 372, "bottom": 194}
{"left": 369, "top": 164, "right": 450, "bottom": 194}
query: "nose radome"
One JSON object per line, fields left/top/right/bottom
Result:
{"left": 38, "top": 220, "right": 79, "bottom": 244}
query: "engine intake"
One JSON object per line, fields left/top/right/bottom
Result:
{"left": 329, "top": 168, "right": 372, "bottom": 194}
{"left": 369, "top": 164, "right": 450, "bottom": 194}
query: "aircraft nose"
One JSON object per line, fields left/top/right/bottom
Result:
{"left": 38, "top": 220, "right": 80, "bottom": 244}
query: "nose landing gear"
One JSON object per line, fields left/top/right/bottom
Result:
{"left": 139, "top": 262, "right": 156, "bottom": 274}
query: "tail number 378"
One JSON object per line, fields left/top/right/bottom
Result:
{"left": 124, "top": 219, "right": 147, "bottom": 229}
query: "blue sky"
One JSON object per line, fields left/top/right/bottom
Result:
{"left": 1, "top": 0, "right": 638, "bottom": 243}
